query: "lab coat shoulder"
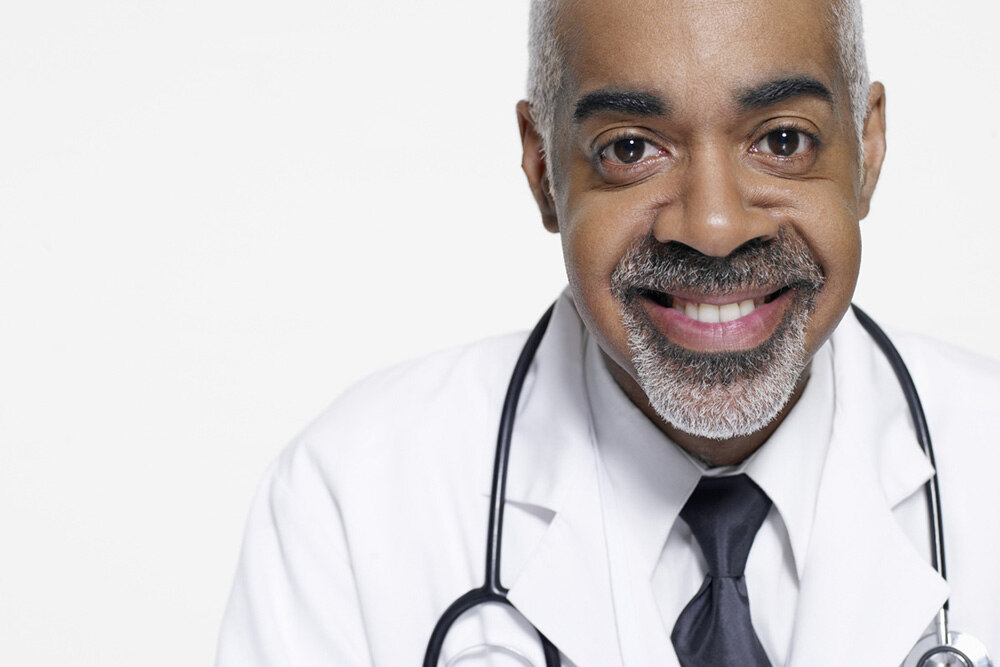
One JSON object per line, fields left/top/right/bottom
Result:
{"left": 217, "top": 331, "right": 531, "bottom": 666}
{"left": 899, "top": 328, "right": 1000, "bottom": 394}
{"left": 887, "top": 328, "right": 1000, "bottom": 456}
{"left": 301, "top": 330, "right": 527, "bottom": 476}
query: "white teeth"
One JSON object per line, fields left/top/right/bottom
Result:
{"left": 675, "top": 298, "right": 758, "bottom": 323}
{"left": 719, "top": 302, "right": 741, "bottom": 323}
{"left": 697, "top": 303, "right": 721, "bottom": 323}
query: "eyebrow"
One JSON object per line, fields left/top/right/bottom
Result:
{"left": 737, "top": 76, "right": 834, "bottom": 111}
{"left": 571, "top": 76, "right": 834, "bottom": 123}
{"left": 572, "top": 90, "right": 668, "bottom": 122}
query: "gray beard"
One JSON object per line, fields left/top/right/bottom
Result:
{"left": 610, "top": 231, "right": 825, "bottom": 440}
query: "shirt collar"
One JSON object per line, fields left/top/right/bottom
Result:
{"left": 744, "top": 341, "right": 835, "bottom": 579}
{"left": 583, "top": 333, "right": 701, "bottom": 579}
{"left": 584, "top": 330, "right": 836, "bottom": 582}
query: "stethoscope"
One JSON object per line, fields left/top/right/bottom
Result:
{"left": 423, "top": 303, "right": 993, "bottom": 667}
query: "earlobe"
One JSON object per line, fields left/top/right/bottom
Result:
{"left": 516, "top": 100, "right": 559, "bottom": 233}
{"left": 858, "top": 82, "right": 887, "bottom": 220}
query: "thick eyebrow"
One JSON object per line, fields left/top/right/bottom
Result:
{"left": 737, "top": 76, "right": 834, "bottom": 111}
{"left": 573, "top": 90, "right": 668, "bottom": 122}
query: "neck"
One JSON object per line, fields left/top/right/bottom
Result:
{"left": 602, "top": 353, "right": 812, "bottom": 467}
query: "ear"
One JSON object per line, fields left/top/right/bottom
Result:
{"left": 857, "top": 82, "right": 887, "bottom": 220}
{"left": 516, "top": 100, "right": 559, "bottom": 233}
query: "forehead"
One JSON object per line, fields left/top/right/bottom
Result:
{"left": 559, "top": 0, "right": 843, "bottom": 116}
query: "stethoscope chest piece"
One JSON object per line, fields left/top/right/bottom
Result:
{"left": 904, "top": 631, "right": 993, "bottom": 667}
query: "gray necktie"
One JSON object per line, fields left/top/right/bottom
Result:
{"left": 670, "top": 474, "right": 773, "bottom": 667}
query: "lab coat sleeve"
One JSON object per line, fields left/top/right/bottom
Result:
{"left": 216, "top": 440, "right": 373, "bottom": 666}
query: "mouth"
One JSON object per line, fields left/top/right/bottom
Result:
{"left": 639, "top": 286, "right": 793, "bottom": 324}
{"left": 634, "top": 285, "right": 797, "bottom": 352}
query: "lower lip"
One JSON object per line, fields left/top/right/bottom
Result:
{"left": 639, "top": 290, "right": 795, "bottom": 352}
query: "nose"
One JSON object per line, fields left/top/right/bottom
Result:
{"left": 652, "top": 146, "right": 779, "bottom": 257}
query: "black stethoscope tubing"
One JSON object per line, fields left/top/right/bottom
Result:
{"left": 423, "top": 303, "right": 558, "bottom": 667}
{"left": 851, "top": 305, "right": 948, "bottom": 589}
{"left": 424, "top": 303, "right": 955, "bottom": 667}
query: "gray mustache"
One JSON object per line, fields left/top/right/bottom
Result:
{"left": 610, "top": 230, "right": 826, "bottom": 297}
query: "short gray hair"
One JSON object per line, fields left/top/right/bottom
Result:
{"left": 527, "top": 0, "right": 870, "bottom": 163}
{"left": 526, "top": 0, "right": 565, "bottom": 164}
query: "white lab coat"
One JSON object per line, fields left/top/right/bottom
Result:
{"left": 217, "top": 292, "right": 1000, "bottom": 666}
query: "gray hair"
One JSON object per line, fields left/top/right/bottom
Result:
{"left": 527, "top": 0, "right": 870, "bottom": 167}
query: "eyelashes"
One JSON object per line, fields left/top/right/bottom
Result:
{"left": 592, "top": 124, "right": 822, "bottom": 183}
{"left": 598, "top": 136, "right": 667, "bottom": 167}
{"left": 594, "top": 133, "right": 668, "bottom": 172}
{"left": 749, "top": 127, "right": 820, "bottom": 158}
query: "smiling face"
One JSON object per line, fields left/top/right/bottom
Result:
{"left": 519, "top": 0, "right": 886, "bottom": 455}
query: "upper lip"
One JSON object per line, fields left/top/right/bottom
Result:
{"left": 639, "top": 285, "right": 788, "bottom": 306}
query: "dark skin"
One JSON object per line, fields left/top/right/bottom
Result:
{"left": 517, "top": 0, "right": 887, "bottom": 466}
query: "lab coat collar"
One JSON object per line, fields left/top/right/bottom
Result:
{"left": 493, "top": 290, "right": 594, "bottom": 514}
{"left": 787, "top": 307, "right": 948, "bottom": 667}
{"left": 496, "top": 291, "right": 626, "bottom": 666}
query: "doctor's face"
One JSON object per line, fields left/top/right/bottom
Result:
{"left": 520, "top": 0, "right": 886, "bottom": 442}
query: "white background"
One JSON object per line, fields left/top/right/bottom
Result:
{"left": 1, "top": 1, "right": 997, "bottom": 664}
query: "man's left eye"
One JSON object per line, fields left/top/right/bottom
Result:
{"left": 753, "top": 129, "right": 814, "bottom": 157}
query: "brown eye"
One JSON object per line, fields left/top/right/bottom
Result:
{"left": 595, "top": 134, "right": 668, "bottom": 179}
{"left": 767, "top": 129, "right": 799, "bottom": 156}
{"left": 613, "top": 138, "right": 646, "bottom": 163}
{"left": 755, "top": 128, "right": 813, "bottom": 157}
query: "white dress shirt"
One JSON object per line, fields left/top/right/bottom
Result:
{"left": 583, "top": 333, "right": 835, "bottom": 666}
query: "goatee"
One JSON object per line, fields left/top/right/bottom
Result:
{"left": 610, "top": 230, "right": 825, "bottom": 440}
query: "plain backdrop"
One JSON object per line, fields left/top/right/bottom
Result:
{"left": 1, "top": 1, "right": 997, "bottom": 664}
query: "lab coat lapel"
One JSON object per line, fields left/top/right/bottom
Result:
{"left": 506, "top": 459, "right": 623, "bottom": 667}
{"left": 788, "top": 311, "right": 949, "bottom": 667}
{"left": 498, "top": 293, "right": 624, "bottom": 667}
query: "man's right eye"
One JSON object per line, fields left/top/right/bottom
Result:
{"left": 599, "top": 137, "right": 661, "bottom": 165}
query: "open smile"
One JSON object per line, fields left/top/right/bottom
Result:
{"left": 641, "top": 286, "right": 792, "bottom": 323}
{"left": 637, "top": 285, "right": 795, "bottom": 352}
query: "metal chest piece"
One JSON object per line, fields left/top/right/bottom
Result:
{"left": 903, "top": 630, "right": 993, "bottom": 667}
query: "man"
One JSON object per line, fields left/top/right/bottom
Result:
{"left": 217, "top": 0, "right": 1000, "bottom": 664}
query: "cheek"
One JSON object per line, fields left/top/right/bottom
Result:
{"left": 798, "top": 197, "right": 862, "bottom": 353}
{"left": 559, "top": 186, "right": 663, "bottom": 284}
{"left": 558, "top": 192, "right": 657, "bottom": 366}
{"left": 559, "top": 206, "right": 623, "bottom": 332}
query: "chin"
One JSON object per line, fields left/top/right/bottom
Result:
{"left": 623, "top": 288, "right": 813, "bottom": 441}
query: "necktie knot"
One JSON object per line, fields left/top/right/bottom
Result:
{"left": 671, "top": 474, "right": 774, "bottom": 667}
{"left": 679, "top": 474, "right": 772, "bottom": 577}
